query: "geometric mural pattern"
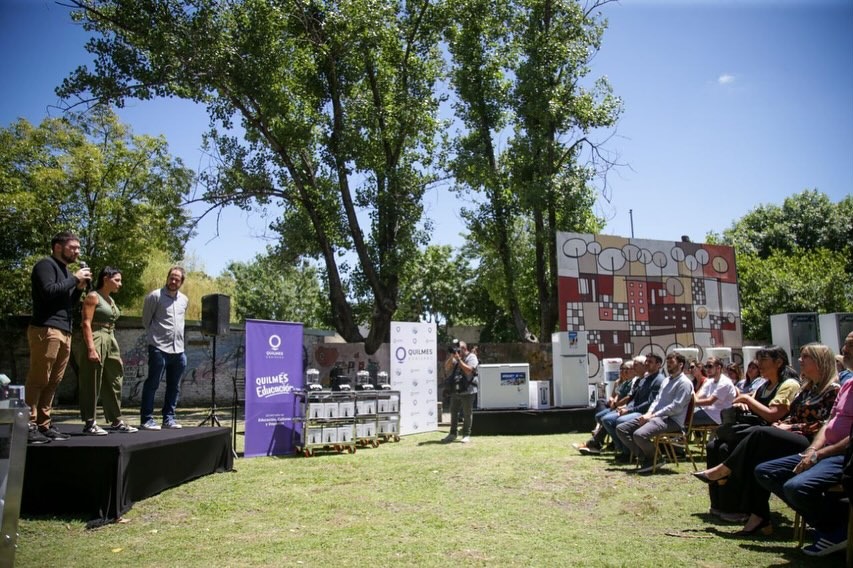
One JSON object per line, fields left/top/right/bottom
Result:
{"left": 557, "top": 232, "right": 743, "bottom": 378}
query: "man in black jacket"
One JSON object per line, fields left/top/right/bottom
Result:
{"left": 601, "top": 354, "right": 665, "bottom": 462}
{"left": 26, "top": 231, "right": 91, "bottom": 444}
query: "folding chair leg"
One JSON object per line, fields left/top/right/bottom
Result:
{"left": 793, "top": 511, "right": 805, "bottom": 547}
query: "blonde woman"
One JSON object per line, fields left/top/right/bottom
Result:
{"left": 693, "top": 343, "right": 839, "bottom": 536}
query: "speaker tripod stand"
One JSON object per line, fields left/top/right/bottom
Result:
{"left": 199, "top": 335, "right": 223, "bottom": 427}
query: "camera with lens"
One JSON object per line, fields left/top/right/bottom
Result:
{"left": 448, "top": 338, "right": 461, "bottom": 355}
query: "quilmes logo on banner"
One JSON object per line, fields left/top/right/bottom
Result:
{"left": 395, "top": 344, "right": 433, "bottom": 364}
{"left": 254, "top": 371, "right": 295, "bottom": 399}
{"left": 266, "top": 334, "right": 285, "bottom": 359}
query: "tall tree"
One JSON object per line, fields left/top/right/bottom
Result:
{"left": 708, "top": 189, "right": 853, "bottom": 340}
{"left": 227, "top": 248, "right": 328, "bottom": 326}
{"left": 395, "top": 245, "right": 473, "bottom": 334}
{"left": 59, "top": 0, "right": 445, "bottom": 353}
{"left": 711, "top": 189, "right": 852, "bottom": 262}
{"left": 0, "top": 110, "right": 192, "bottom": 316}
{"left": 446, "top": 0, "right": 619, "bottom": 342}
{"left": 736, "top": 248, "right": 851, "bottom": 341}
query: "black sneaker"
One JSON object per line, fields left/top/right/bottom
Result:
{"left": 39, "top": 424, "right": 71, "bottom": 440}
{"left": 28, "top": 423, "right": 51, "bottom": 445}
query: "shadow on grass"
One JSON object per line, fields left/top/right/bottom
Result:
{"left": 702, "top": 512, "right": 797, "bottom": 545}
{"left": 681, "top": 518, "right": 846, "bottom": 567}
{"left": 417, "top": 440, "right": 448, "bottom": 446}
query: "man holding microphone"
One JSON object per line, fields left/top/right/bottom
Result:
{"left": 26, "top": 231, "right": 91, "bottom": 444}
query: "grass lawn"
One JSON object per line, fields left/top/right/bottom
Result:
{"left": 15, "top": 409, "right": 846, "bottom": 567}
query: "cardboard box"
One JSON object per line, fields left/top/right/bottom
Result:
{"left": 528, "top": 381, "right": 550, "bottom": 410}
{"left": 356, "top": 400, "right": 376, "bottom": 416}
{"left": 338, "top": 401, "right": 355, "bottom": 418}
{"left": 324, "top": 402, "right": 339, "bottom": 419}
{"left": 322, "top": 426, "right": 338, "bottom": 444}
{"left": 308, "top": 403, "right": 324, "bottom": 419}
{"left": 306, "top": 427, "right": 323, "bottom": 445}
{"left": 379, "top": 419, "right": 398, "bottom": 434}
{"left": 357, "top": 422, "right": 376, "bottom": 438}
{"left": 337, "top": 426, "right": 353, "bottom": 442}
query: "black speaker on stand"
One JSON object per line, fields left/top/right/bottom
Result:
{"left": 199, "top": 294, "right": 230, "bottom": 429}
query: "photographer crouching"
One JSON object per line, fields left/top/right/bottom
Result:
{"left": 441, "top": 340, "right": 479, "bottom": 444}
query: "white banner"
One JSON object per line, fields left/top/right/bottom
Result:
{"left": 390, "top": 321, "right": 438, "bottom": 435}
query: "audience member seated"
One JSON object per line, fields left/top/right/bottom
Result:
{"left": 692, "top": 343, "right": 840, "bottom": 536}
{"left": 725, "top": 362, "right": 741, "bottom": 385}
{"left": 692, "top": 356, "right": 738, "bottom": 427}
{"left": 754, "top": 333, "right": 853, "bottom": 556}
{"left": 836, "top": 335, "right": 853, "bottom": 384}
{"left": 688, "top": 358, "right": 707, "bottom": 392}
{"left": 704, "top": 345, "right": 801, "bottom": 521}
{"left": 600, "top": 355, "right": 664, "bottom": 463}
{"left": 735, "top": 359, "right": 765, "bottom": 394}
{"left": 616, "top": 352, "right": 693, "bottom": 474}
{"left": 574, "top": 360, "right": 635, "bottom": 455}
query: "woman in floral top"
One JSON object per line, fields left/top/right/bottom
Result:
{"left": 692, "top": 343, "right": 839, "bottom": 536}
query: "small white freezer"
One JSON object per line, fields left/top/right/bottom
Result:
{"left": 478, "top": 363, "right": 530, "bottom": 409}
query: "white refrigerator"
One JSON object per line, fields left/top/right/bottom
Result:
{"left": 552, "top": 331, "right": 590, "bottom": 407}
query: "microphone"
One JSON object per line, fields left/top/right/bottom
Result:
{"left": 79, "top": 260, "right": 92, "bottom": 285}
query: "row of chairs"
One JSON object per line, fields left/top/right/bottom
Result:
{"left": 649, "top": 399, "right": 717, "bottom": 473}
{"left": 626, "top": 401, "right": 851, "bottom": 561}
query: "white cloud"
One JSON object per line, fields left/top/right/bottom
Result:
{"left": 718, "top": 74, "right": 736, "bottom": 85}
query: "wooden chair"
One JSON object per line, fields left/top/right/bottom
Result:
{"left": 689, "top": 423, "right": 718, "bottom": 462}
{"left": 650, "top": 399, "right": 696, "bottom": 473}
{"left": 792, "top": 484, "right": 851, "bottom": 567}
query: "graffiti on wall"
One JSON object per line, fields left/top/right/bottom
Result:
{"left": 557, "top": 232, "right": 743, "bottom": 377}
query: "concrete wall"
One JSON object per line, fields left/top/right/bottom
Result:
{"left": 1, "top": 318, "right": 758, "bottom": 411}
{"left": 0, "top": 316, "right": 251, "bottom": 408}
{"left": 1, "top": 318, "right": 561, "bottom": 409}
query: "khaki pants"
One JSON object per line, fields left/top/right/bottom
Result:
{"left": 26, "top": 325, "right": 72, "bottom": 427}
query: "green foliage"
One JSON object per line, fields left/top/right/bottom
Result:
{"left": 446, "top": 0, "right": 617, "bottom": 341}
{"left": 737, "top": 248, "right": 852, "bottom": 341}
{"left": 395, "top": 245, "right": 474, "bottom": 333}
{"left": 0, "top": 110, "right": 193, "bottom": 317}
{"left": 710, "top": 189, "right": 852, "bottom": 264}
{"left": 708, "top": 189, "right": 853, "bottom": 341}
{"left": 226, "top": 248, "right": 328, "bottom": 328}
{"left": 59, "top": 0, "right": 446, "bottom": 352}
{"left": 122, "top": 249, "right": 236, "bottom": 321}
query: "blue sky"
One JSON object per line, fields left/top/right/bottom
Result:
{"left": 2, "top": 0, "right": 851, "bottom": 276}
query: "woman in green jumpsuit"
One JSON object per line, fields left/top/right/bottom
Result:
{"left": 77, "top": 267, "right": 137, "bottom": 435}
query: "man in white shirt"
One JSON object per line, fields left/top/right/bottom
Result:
{"left": 693, "top": 356, "right": 737, "bottom": 426}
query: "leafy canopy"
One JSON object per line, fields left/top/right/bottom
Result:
{"left": 0, "top": 109, "right": 192, "bottom": 316}
{"left": 708, "top": 189, "right": 853, "bottom": 341}
{"left": 59, "top": 0, "right": 446, "bottom": 353}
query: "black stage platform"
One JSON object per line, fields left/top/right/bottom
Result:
{"left": 22, "top": 425, "right": 233, "bottom": 525}
{"left": 471, "top": 406, "right": 595, "bottom": 436}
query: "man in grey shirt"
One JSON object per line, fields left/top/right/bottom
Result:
{"left": 139, "top": 266, "right": 189, "bottom": 430}
{"left": 616, "top": 351, "right": 694, "bottom": 474}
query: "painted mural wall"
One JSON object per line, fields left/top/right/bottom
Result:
{"left": 557, "top": 232, "right": 743, "bottom": 378}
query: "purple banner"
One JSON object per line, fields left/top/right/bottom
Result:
{"left": 244, "top": 319, "right": 304, "bottom": 457}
